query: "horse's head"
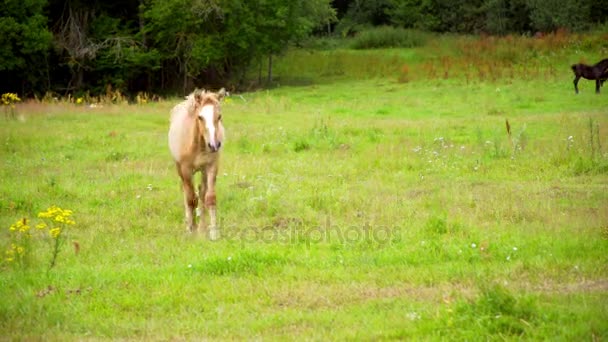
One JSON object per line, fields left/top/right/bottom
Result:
{"left": 192, "top": 88, "right": 226, "bottom": 153}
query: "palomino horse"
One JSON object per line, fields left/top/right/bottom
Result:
{"left": 571, "top": 58, "right": 608, "bottom": 94}
{"left": 168, "top": 88, "right": 226, "bottom": 239}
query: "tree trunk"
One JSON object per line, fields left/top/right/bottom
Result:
{"left": 75, "top": 67, "right": 84, "bottom": 91}
{"left": 267, "top": 54, "right": 273, "bottom": 84}
{"left": 183, "top": 62, "right": 188, "bottom": 94}
{"left": 139, "top": 0, "right": 147, "bottom": 47}
{"left": 258, "top": 59, "right": 262, "bottom": 85}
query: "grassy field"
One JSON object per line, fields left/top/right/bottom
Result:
{"left": 1, "top": 34, "right": 608, "bottom": 340}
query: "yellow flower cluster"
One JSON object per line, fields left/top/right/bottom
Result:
{"left": 38, "top": 205, "right": 76, "bottom": 225}
{"left": 49, "top": 228, "right": 62, "bottom": 239}
{"left": 9, "top": 218, "right": 31, "bottom": 234}
{"left": 4, "top": 206, "right": 76, "bottom": 267}
{"left": 4, "top": 244, "right": 25, "bottom": 263}
{"left": 1, "top": 93, "right": 21, "bottom": 106}
{"left": 5, "top": 219, "right": 30, "bottom": 264}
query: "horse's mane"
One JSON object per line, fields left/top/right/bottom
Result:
{"left": 186, "top": 89, "right": 220, "bottom": 113}
{"left": 185, "top": 89, "right": 203, "bottom": 112}
{"left": 171, "top": 88, "right": 225, "bottom": 121}
{"left": 171, "top": 89, "right": 220, "bottom": 121}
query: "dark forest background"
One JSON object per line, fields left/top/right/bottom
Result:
{"left": 1, "top": 0, "right": 607, "bottom": 97}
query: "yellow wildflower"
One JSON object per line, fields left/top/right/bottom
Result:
{"left": 49, "top": 228, "right": 61, "bottom": 239}
{"left": 9, "top": 218, "right": 28, "bottom": 232}
{"left": 36, "top": 223, "right": 47, "bottom": 229}
{"left": 38, "top": 205, "right": 62, "bottom": 218}
{"left": 1, "top": 93, "right": 21, "bottom": 105}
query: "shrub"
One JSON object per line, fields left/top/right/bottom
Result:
{"left": 350, "top": 26, "right": 429, "bottom": 49}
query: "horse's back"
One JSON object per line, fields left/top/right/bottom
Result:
{"left": 596, "top": 58, "right": 608, "bottom": 66}
{"left": 168, "top": 101, "right": 191, "bottom": 162}
{"left": 597, "top": 59, "right": 608, "bottom": 73}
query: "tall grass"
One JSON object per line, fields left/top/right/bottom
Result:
{"left": 350, "top": 26, "right": 430, "bottom": 49}
{"left": 271, "top": 29, "right": 608, "bottom": 85}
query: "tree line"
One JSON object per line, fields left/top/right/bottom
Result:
{"left": 1, "top": 0, "right": 606, "bottom": 97}
{"left": 333, "top": 0, "right": 607, "bottom": 36}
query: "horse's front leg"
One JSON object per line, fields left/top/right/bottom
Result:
{"left": 197, "top": 170, "right": 208, "bottom": 234}
{"left": 204, "top": 163, "right": 219, "bottom": 240}
{"left": 178, "top": 164, "right": 197, "bottom": 232}
{"left": 573, "top": 76, "right": 580, "bottom": 94}
{"left": 596, "top": 79, "right": 601, "bottom": 94}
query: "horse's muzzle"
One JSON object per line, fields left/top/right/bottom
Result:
{"left": 208, "top": 142, "right": 221, "bottom": 152}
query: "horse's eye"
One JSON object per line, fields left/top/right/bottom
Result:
{"left": 217, "top": 114, "right": 222, "bottom": 121}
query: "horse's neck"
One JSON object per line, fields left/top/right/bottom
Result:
{"left": 186, "top": 113, "right": 206, "bottom": 154}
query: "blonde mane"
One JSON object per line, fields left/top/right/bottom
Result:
{"left": 170, "top": 89, "right": 221, "bottom": 121}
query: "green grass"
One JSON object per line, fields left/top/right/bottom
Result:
{"left": 1, "top": 35, "right": 608, "bottom": 339}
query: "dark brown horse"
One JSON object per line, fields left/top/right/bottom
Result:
{"left": 571, "top": 58, "right": 608, "bottom": 94}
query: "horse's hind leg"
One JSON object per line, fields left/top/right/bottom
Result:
{"left": 596, "top": 79, "right": 602, "bottom": 94}
{"left": 573, "top": 76, "right": 580, "bottom": 94}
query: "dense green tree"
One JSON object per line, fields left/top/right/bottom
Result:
{"left": 527, "top": 0, "right": 591, "bottom": 32}
{"left": 49, "top": 0, "right": 160, "bottom": 94}
{"left": 334, "top": 0, "right": 393, "bottom": 36}
{"left": 589, "top": 0, "right": 608, "bottom": 25}
{"left": 388, "top": 0, "right": 437, "bottom": 30}
{"left": 357, "top": 0, "right": 605, "bottom": 34}
{"left": 483, "top": 0, "right": 532, "bottom": 34}
{"left": 389, "top": 0, "right": 486, "bottom": 33}
{"left": 143, "top": 0, "right": 334, "bottom": 91}
{"left": 0, "top": 0, "right": 52, "bottom": 95}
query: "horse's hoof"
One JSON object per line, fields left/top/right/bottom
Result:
{"left": 209, "top": 229, "right": 220, "bottom": 241}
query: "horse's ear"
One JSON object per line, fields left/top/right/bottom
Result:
{"left": 217, "top": 88, "right": 227, "bottom": 100}
{"left": 193, "top": 89, "right": 205, "bottom": 103}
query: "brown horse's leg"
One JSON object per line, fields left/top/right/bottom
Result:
{"left": 574, "top": 76, "right": 580, "bottom": 94}
{"left": 204, "top": 164, "right": 219, "bottom": 240}
{"left": 596, "top": 79, "right": 601, "bottom": 94}
{"left": 177, "top": 163, "right": 197, "bottom": 232}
